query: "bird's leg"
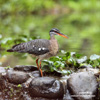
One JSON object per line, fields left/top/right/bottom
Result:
{"left": 39, "top": 61, "right": 43, "bottom": 77}
{"left": 36, "top": 58, "right": 39, "bottom": 70}
{"left": 36, "top": 59, "right": 43, "bottom": 77}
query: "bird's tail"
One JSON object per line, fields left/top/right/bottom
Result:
{"left": 7, "top": 49, "right": 13, "bottom": 52}
{"left": 7, "top": 43, "right": 26, "bottom": 53}
{"left": 7, "top": 44, "right": 20, "bottom": 52}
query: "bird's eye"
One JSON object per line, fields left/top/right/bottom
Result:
{"left": 54, "top": 31, "right": 57, "bottom": 33}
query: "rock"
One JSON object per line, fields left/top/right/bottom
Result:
{"left": 0, "top": 67, "right": 6, "bottom": 90}
{"left": 0, "top": 76, "right": 6, "bottom": 90}
{"left": 98, "top": 83, "right": 100, "bottom": 100}
{"left": 31, "top": 71, "right": 40, "bottom": 77}
{"left": 23, "top": 78, "right": 33, "bottom": 88}
{"left": 67, "top": 72, "right": 98, "bottom": 100}
{"left": 14, "top": 65, "right": 38, "bottom": 72}
{"left": 78, "top": 68, "right": 99, "bottom": 75}
{"left": 63, "top": 90, "right": 74, "bottom": 100}
{"left": 6, "top": 70, "right": 30, "bottom": 84}
{"left": 96, "top": 72, "right": 100, "bottom": 100}
{"left": 23, "top": 96, "right": 58, "bottom": 100}
{"left": 58, "top": 75, "right": 69, "bottom": 87}
{"left": 29, "top": 77, "right": 64, "bottom": 99}
{"left": 22, "top": 93, "right": 33, "bottom": 100}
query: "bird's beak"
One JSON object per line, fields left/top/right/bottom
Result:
{"left": 56, "top": 32, "right": 69, "bottom": 39}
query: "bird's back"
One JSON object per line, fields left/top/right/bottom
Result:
{"left": 7, "top": 39, "right": 50, "bottom": 56}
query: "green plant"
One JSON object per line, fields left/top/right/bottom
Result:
{"left": 17, "top": 84, "right": 22, "bottom": 88}
{"left": 43, "top": 51, "right": 100, "bottom": 75}
{"left": 5, "top": 66, "right": 11, "bottom": 70}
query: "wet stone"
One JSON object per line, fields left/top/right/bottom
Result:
{"left": 6, "top": 70, "right": 30, "bottom": 84}
{"left": 29, "top": 77, "right": 64, "bottom": 99}
{"left": 0, "top": 81, "right": 25, "bottom": 100}
{"left": 0, "top": 67, "right": 7, "bottom": 90}
{"left": 63, "top": 90, "right": 74, "bottom": 100}
{"left": 96, "top": 72, "right": 100, "bottom": 100}
{"left": 31, "top": 97, "right": 61, "bottom": 100}
{"left": 31, "top": 71, "right": 40, "bottom": 77}
{"left": 14, "top": 65, "right": 38, "bottom": 72}
{"left": 0, "top": 77, "right": 6, "bottom": 90}
{"left": 78, "top": 68, "right": 99, "bottom": 75}
{"left": 67, "top": 72, "right": 98, "bottom": 100}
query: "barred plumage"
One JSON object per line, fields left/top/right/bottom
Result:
{"left": 7, "top": 39, "right": 50, "bottom": 55}
{"left": 7, "top": 28, "right": 69, "bottom": 77}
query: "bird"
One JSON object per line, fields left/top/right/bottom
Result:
{"left": 7, "top": 28, "right": 69, "bottom": 77}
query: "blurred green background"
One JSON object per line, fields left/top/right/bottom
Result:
{"left": 0, "top": 0, "right": 100, "bottom": 67}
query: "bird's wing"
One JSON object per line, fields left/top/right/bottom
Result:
{"left": 26, "top": 39, "right": 50, "bottom": 55}
{"left": 7, "top": 39, "right": 50, "bottom": 55}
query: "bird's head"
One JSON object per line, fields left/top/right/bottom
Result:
{"left": 49, "top": 28, "right": 69, "bottom": 39}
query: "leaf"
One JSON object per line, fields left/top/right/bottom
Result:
{"left": 4, "top": 66, "right": 11, "bottom": 70}
{"left": 17, "top": 84, "right": 22, "bottom": 88}
{"left": 0, "top": 34, "right": 2, "bottom": 39}
{"left": 97, "top": 59, "right": 100, "bottom": 65}
{"left": 61, "top": 50, "right": 66, "bottom": 54}
{"left": 49, "top": 56, "right": 60, "bottom": 61}
{"left": 90, "top": 54, "right": 100, "bottom": 60}
{"left": 54, "top": 61, "right": 64, "bottom": 68}
{"left": 53, "top": 68, "right": 71, "bottom": 75}
{"left": 71, "top": 52, "right": 76, "bottom": 56}
{"left": 43, "top": 60, "right": 53, "bottom": 65}
{"left": 65, "top": 52, "right": 71, "bottom": 59}
{"left": 1, "top": 38, "right": 12, "bottom": 44}
{"left": 74, "top": 53, "right": 83, "bottom": 58}
{"left": 80, "top": 63, "right": 92, "bottom": 68}
{"left": 62, "top": 56, "right": 67, "bottom": 61}
{"left": 77, "top": 56, "right": 87, "bottom": 64}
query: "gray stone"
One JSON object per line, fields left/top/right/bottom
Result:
{"left": 31, "top": 71, "right": 40, "bottom": 77}
{"left": 29, "top": 77, "right": 64, "bottom": 99}
{"left": 63, "top": 90, "right": 74, "bottom": 100}
{"left": 78, "top": 68, "right": 99, "bottom": 75}
{"left": 0, "top": 67, "right": 6, "bottom": 90}
{"left": 6, "top": 70, "right": 30, "bottom": 84}
{"left": 67, "top": 72, "right": 98, "bottom": 100}
{"left": 14, "top": 65, "right": 38, "bottom": 72}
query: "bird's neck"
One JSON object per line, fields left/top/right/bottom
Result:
{"left": 49, "top": 35, "right": 59, "bottom": 56}
{"left": 50, "top": 35, "right": 56, "bottom": 40}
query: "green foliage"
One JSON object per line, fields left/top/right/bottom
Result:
{"left": 4, "top": 66, "right": 11, "bottom": 70}
{"left": 17, "top": 84, "right": 22, "bottom": 88}
{"left": 0, "top": 34, "right": 37, "bottom": 59}
{"left": 43, "top": 51, "right": 100, "bottom": 75}
{"left": 0, "top": 0, "right": 100, "bottom": 66}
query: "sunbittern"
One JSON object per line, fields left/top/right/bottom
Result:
{"left": 7, "top": 28, "right": 68, "bottom": 76}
